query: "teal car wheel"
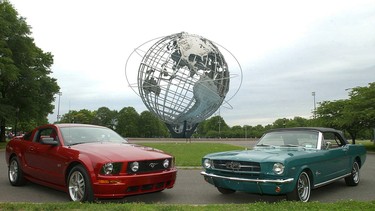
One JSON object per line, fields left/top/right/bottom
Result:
{"left": 345, "top": 161, "right": 360, "bottom": 186}
{"left": 287, "top": 171, "right": 311, "bottom": 202}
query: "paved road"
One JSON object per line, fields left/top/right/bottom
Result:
{"left": 1, "top": 145, "right": 374, "bottom": 203}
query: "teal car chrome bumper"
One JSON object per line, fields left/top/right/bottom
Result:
{"left": 201, "top": 171, "right": 295, "bottom": 195}
{"left": 201, "top": 171, "right": 294, "bottom": 183}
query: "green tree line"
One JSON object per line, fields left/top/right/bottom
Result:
{"left": 58, "top": 107, "right": 169, "bottom": 138}
{"left": 53, "top": 83, "right": 375, "bottom": 143}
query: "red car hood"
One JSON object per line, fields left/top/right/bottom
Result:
{"left": 69, "top": 142, "right": 171, "bottom": 161}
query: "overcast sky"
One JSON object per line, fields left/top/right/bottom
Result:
{"left": 10, "top": 0, "right": 375, "bottom": 126}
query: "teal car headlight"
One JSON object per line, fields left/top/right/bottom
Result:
{"left": 203, "top": 159, "right": 212, "bottom": 169}
{"left": 273, "top": 163, "right": 285, "bottom": 175}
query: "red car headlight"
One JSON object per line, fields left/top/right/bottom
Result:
{"left": 163, "top": 159, "right": 170, "bottom": 168}
{"left": 100, "top": 162, "right": 122, "bottom": 175}
{"left": 129, "top": 161, "right": 139, "bottom": 172}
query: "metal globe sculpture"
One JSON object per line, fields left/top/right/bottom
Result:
{"left": 128, "top": 32, "right": 232, "bottom": 138}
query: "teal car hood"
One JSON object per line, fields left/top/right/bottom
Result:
{"left": 204, "top": 148, "right": 315, "bottom": 163}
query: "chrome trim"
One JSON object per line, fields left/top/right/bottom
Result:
{"left": 317, "top": 132, "right": 323, "bottom": 149}
{"left": 216, "top": 163, "right": 260, "bottom": 170}
{"left": 314, "top": 173, "right": 351, "bottom": 188}
{"left": 201, "top": 171, "right": 294, "bottom": 184}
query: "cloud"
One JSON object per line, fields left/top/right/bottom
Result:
{"left": 9, "top": 0, "right": 375, "bottom": 126}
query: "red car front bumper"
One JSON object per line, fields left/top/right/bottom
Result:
{"left": 91, "top": 169, "right": 177, "bottom": 199}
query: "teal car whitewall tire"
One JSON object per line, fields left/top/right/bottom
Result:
{"left": 287, "top": 171, "right": 311, "bottom": 202}
{"left": 345, "top": 161, "right": 360, "bottom": 186}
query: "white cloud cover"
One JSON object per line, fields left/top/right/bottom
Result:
{"left": 9, "top": 0, "right": 375, "bottom": 126}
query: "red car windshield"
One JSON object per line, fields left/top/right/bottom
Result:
{"left": 60, "top": 126, "right": 127, "bottom": 146}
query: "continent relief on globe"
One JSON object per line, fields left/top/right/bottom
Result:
{"left": 138, "top": 32, "right": 230, "bottom": 131}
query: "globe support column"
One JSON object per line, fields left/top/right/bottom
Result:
{"left": 165, "top": 122, "right": 198, "bottom": 138}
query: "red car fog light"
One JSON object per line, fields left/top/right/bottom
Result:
{"left": 98, "top": 180, "right": 121, "bottom": 184}
{"left": 275, "top": 186, "right": 281, "bottom": 193}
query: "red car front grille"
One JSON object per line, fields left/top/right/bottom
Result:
{"left": 126, "top": 181, "right": 173, "bottom": 193}
{"left": 126, "top": 159, "right": 172, "bottom": 174}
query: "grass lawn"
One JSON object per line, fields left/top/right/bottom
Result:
{"left": 1, "top": 200, "right": 375, "bottom": 210}
{"left": 139, "top": 142, "right": 244, "bottom": 166}
{"left": 0, "top": 140, "right": 7, "bottom": 149}
{"left": 357, "top": 140, "right": 375, "bottom": 151}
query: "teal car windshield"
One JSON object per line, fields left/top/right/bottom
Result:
{"left": 256, "top": 131, "right": 319, "bottom": 149}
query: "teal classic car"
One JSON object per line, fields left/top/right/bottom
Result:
{"left": 201, "top": 127, "right": 366, "bottom": 202}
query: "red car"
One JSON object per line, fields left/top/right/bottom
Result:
{"left": 5, "top": 124, "right": 177, "bottom": 202}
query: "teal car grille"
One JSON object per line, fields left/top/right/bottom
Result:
{"left": 213, "top": 160, "right": 261, "bottom": 172}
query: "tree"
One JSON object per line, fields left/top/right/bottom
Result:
{"left": 195, "top": 120, "right": 207, "bottom": 137}
{"left": 230, "top": 125, "right": 244, "bottom": 138}
{"left": 139, "top": 111, "right": 162, "bottom": 138}
{"left": 272, "top": 117, "right": 310, "bottom": 128}
{"left": 116, "top": 107, "right": 140, "bottom": 137}
{"left": 195, "top": 116, "right": 229, "bottom": 138}
{"left": 289, "top": 117, "right": 309, "bottom": 127}
{"left": 92, "top": 107, "right": 117, "bottom": 129}
{"left": 348, "top": 83, "right": 375, "bottom": 129}
{"left": 273, "top": 118, "right": 289, "bottom": 128}
{"left": 158, "top": 121, "right": 169, "bottom": 137}
{"left": 59, "top": 109, "right": 94, "bottom": 124}
{"left": 0, "top": 2, "right": 59, "bottom": 141}
{"left": 315, "top": 82, "right": 375, "bottom": 143}
{"left": 317, "top": 99, "right": 365, "bottom": 143}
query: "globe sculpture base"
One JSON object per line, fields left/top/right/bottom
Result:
{"left": 165, "top": 122, "right": 198, "bottom": 138}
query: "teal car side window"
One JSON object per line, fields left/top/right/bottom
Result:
{"left": 322, "top": 132, "right": 345, "bottom": 149}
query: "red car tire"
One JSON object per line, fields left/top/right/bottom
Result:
{"left": 67, "top": 165, "right": 94, "bottom": 202}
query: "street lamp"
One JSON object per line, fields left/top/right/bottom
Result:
{"left": 218, "top": 118, "right": 221, "bottom": 139}
{"left": 217, "top": 108, "right": 221, "bottom": 139}
{"left": 57, "top": 92, "right": 62, "bottom": 122}
{"left": 14, "top": 107, "right": 19, "bottom": 136}
{"left": 312, "top": 92, "right": 316, "bottom": 119}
